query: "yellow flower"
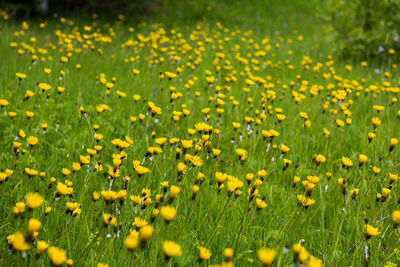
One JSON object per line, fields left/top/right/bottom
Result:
{"left": 62, "top": 168, "right": 71, "bottom": 176}
{"left": 152, "top": 208, "right": 160, "bottom": 220}
{"left": 256, "top": 198, "right": 267, "bottom": 210}
{"left": 177, "top": 162, "right": 186, "bottom": 174}
{"left": 16, "top": 72, "right": 27, "bottom": 80}
{"left": 302, "top": 181, "right": 315, "bottom": 192}
{"left": 25, "top": 168, "right": 38, "bottom": 176}
{"left": 161, "top": 206, "right": 177, "bottom": 222}
{"left": 169, "top": 185, "right": 181, "bottom": 199}
{"left": 103, "top": 213, "right": 117, "bottom": 226}
{"left": 341, "top": 156, "right": 353, "bottom": 167}
{"left": 382, "top": 188, "right": 391, "bottom": 198}
{"left": 13, "top": 202, "right": 25, "bottom": 214}
{"left": 28, "top": 218, "right": 42, "bottom": 235}
{"left": 192, "top": 185, "right": 200, "bottom": 195}
{"left": 336, "top": 119, "right": 344, "bottom": 127}
{"left": 140, "top": 225, "right": 154, "bottom": 241}
{"left": 297, "top": 194, "right": 315, "bottom": 207}
{"left": 392, "top": 210, "right": 400, "bottom": 225}
{"left": 390, "top": 138, "right": 398, "bottom": 148}
{"left": 44, "top": 68, "right": 51, "bottom": 75}
{"left": 373, "top": 105, "right": 384, "bottom": 112}
{"left": 368, "top": 132, "right": 376, "bottom": 142}
{"left": 212, "top": 149, "right": 221, "bottom": 157}
{"left": 306, "top": 176, "right": 319, "bottom": 184}
{"left": 80, "top": 155, "right": 91, "bottom": 165}
{"left": 26, "top": 192, "right": 44, "bottom": 209}
{"left": 19, "top": 129, "right": 26, "bottom": 138}
{"left": 314, "top": 154, "right": 326, "bottom": 164}
{"left": 236, "top": 148, "right": 248, "bottom": 161}
{"left": 190, "top": 155, "right": 203, "bottom": 166}
{"left": 101, "top": 190, "right": 118, "bottom": 203}
{"left": 232, "top": 122, "right": 241, "bottom": 130}
{"left": 133, "top": 165, "right": 149, "bottom": 176}
{"left": 45, "top": 206, "right": 52, "bottom": 215}
{"left": 91, "top": 191, "right": 100, "bottom": 201}
{"left": 276, "top": 113, "right": 286, "bottom": 122}
{"left": 38, "top": 82, "right": 51, "bottom": 91}
{"left": 132, "top": 69, "right": 140, "bottom": 75}
{"left": 215, "top": 172, "right": 227, "bottom": 184}
{"left": 165, "top": 71, "right": 177, "bottom": 79}
{"left": 308, "top": 256, "right": 322, "bottom": 267}
{"left": 57, "top": 182, "right": 72, "bottom": 195}
{"left": 293, "top": 243, "right": 309, "bottom": 262}
{"left": 389, "top": 173, "right": 398, "bottom": 183}
{"left": 37, "top": 240, "right": 49, "bottom": 254}
{"left": 206, "top": 76, "right": 215, "bottom": 84}
{"left": 48, "top": 246, "right": 67, "bottom": 266}
{"left": 72, "top": 162, "right": 81, "bottom": 172}
{"left": 279, "top": 144, "right": 290, "bottom": 153}
{"left": 12, "top": 232, "right": 30, "bottom": 251}
{"left": 0, "top": 99, "right": 9, "bottom": 106}
{"left": 199, "top": 246, "right": 211, "bottom": 261}
{"left": 245, "top": 173, "right": 254, "bottom": 184}
{"left": 365, "top": 224, "right": 380, "bottom": 238}
{"left": 57, "top": 86, "right": 65, "bottom": 94}
{"left": 162, "top": 241, "right": 182, "bottom": 258}
{"left": 257, "top": 170, "right": 266, "bottom": 181}
{"left": 371, "top": 117, "right": 381, "bottom": 128}
{"left": 350, "top": 188, "right": 359, "bottom": 199}
{"left": 19, "top": 87, "right": 32, "bottom": 98}
{"left": 257, "top": 247, "right": 276, "bottom": 266}
{"left": 337, "top": 178, "right": 347, "bottom": 188}
{"left": 133, "top": 217, "right": 148, "bottom": 229}
{"left": 358, "top": 154, "right": 368, "bottom": 165}
{"left": 27, "top": 136, "right": 38, "bottom": 146}
{"left": 87, "top": 148, "right": 97, "bottom": 156}
{"left": 124, "top": 235, "right": 138, "bottom": 250}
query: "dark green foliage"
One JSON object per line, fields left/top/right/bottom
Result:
{"left": 321, "top": 0, "right": 400, "bottom": 62}
{"left": 0, "top": 0, "right": 158, "bottom": 19}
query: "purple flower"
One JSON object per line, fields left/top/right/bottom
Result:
{"left": 394, "top": 36, "right": 399, "bottom": 42}
{"left": 378, "top": 46, "right": 384, "bottom": 52}
{"left": 375, "top": 69, "right": 380, "bottom": 74}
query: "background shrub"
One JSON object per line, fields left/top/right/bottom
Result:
{"left": 321, "top": 0, "right": 400, "bottom": 62}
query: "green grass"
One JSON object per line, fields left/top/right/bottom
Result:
{"left": 0, "top": 1, "right": 400, "bottom": 266}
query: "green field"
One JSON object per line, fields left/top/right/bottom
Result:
{"left": 1, "top": 1, "right": 400, "bottom": 266}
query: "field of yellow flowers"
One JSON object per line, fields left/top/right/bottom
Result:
{"left": 1, "top": 7, "right": 400, "bottom": 267}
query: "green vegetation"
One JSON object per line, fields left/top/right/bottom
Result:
{"left": 320, "top": 0, "right": 400, "bottom": 61}
{"left": 0, "top": 1, "right": 399, "bottom": 266}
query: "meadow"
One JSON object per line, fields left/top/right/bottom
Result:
{"left": 0, "top": 2, "right": 400, "bottom": 266}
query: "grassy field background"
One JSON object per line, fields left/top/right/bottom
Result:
{"left": 0, "top": 0, "right": 400, "bottom": 266}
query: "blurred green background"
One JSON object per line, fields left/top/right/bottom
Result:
{"left": 1, "top": 0, "right": 399, "bottom": 62}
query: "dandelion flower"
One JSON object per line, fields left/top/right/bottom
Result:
{"left": 48, "top": 246, "right": 67, "bottom": 266}
{"left": 199, "top": 247, "right": 211, "bottom": 261}
{"left": 26, "top": 192, "right": 44, "bottom": 209}
{"left": 162, "top": 241, "right": 182, "bottom": 258}
{"left": 365, "top": 224, "right": 380, "bottom": 239}
{"left": 161, "top": 206, "right": 177, "bottom": 222}
{"left": 257, "top": 247, "right": 276, "bottom": 266}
